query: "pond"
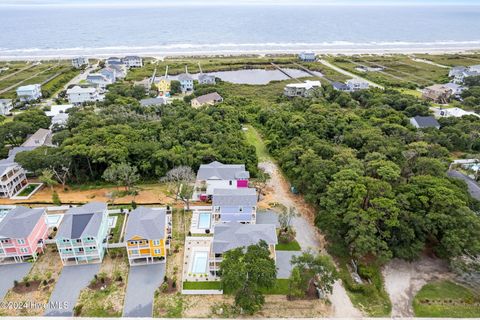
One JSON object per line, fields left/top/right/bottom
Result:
{"left": 168, "top": 68, "right": 323, "bottom": 85}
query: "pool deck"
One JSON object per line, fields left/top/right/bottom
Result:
{"left": 190, "top": 209, "right": 213, "bottom": 235}
{"left": 182, "top": 236, "right": 218, "bottom": 283}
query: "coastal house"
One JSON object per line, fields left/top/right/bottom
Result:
{"left": 450, "top": 66, "right": 480, "bottom": 84}
{"left": 109, "top": 64, "right": 127, "bottom": 79}
{"left": 178, "top": 73, "right": 194, "bottom": 93}
{"left": 21, "top": 128, "right": 52, "bottom": 148}
{"left": 449, "top": 66, "right": 468, "bottom": 78}
{"left": 55, "top": 202, "right": 109, "bottom": 265}
{"left": 198, "top": 74, "right": 216, "bottom": 85}
{"left": 124, "top": 206, "right": 172, "bottom": 265}
{"left": 332, "top": 81, "right": 350, "bottom": 92}
{"left": 0, "top": 99, "right": 13, "bottom": 116}
{"left": 422, "top": 84, "right": 453, "bottom": 104}
{"left": 45, "top": 104, "right": 73, "bottom": 118}
{"left": 106, "top": 57, "right": 123, "bottom": 66}
{"left": 86, "top": 73, "right": 112, "bottom": 88}
{"left": 298, "top": 52, "right": 316, "bottom": 62}
{"left": 156, "top": 76, "right": 171, "bottom": 96}
{"left": 66, "top": 86, "right": 104, "bottom": 105}
{"left": 51, "top": 113, "right": 69, "bottom": 128}
{"left": 123, "top": 56, "right": 143, "bottom": 68}
{"left": 0, "top": 159, "right": 28, "bottom": 198}
{"left": 346, "top": 78, "right": 370, "bottom": 91}
{"left": 0, "top": 207, "right": 48, "bottom": 264}
{"left": 191, "top": 92, "right": 223, "bottom": 108}
{"left": 355, "top": 65, "right": 384, "bottom": 72}
{"left": 443, "top": 82, "right": 465, "bottom": 97}
{"left": 212, "top": 188, "right": 257, "bottom": 225}
{"left": 100, "top": 67, "right": 117, "bottom": 83}
{"left": 194, "top": 161, "right": 250, "bottom": 201}
{"left": 140, "top": 97, "right": 168, "bottom": 107}
{"left": 410, "top": 116, "right": 440, "bottom": 129}
{"left": 431, "top": 107, "right": 480, "bottom": 119}
{"left": 208, "top": 223, "right": 277, "bottom": 276}
{"left": 16, "top": 84, "right": 42, "bottom": 102}
{"left": 72, "top": 57, "right": 89, "bottom": 69}
{"left": 283, "top": 80, "right": 321, "bottom": 97}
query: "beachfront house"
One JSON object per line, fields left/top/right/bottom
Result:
{"left": 0, "top": 207, "right": 48, "bottom": 264}
{"left": 100, "top": 67, "right": 117, "bottom": 83}
{"left": 283, "top": 80, "right": 321, "bottom": 97}
{"left": 0, "top": 99, "right": 13, "bottom": 116}
{"left": 212, "top": 188, "right": 257, "bottom": 225}
{"left": 16, "top": 84, "right": 42, "bottom": 102}
{"left": 66, "top": 86, "right": 104, "bottom": 105}
{"left": 298, "top": 52, "right": 316, "bottom": 62}
{"left": 109, "top": 64, "right": 127, "bottom": 79}
{"left": 410, "top": 116, "right": 440, "bottom": 129}
{"left": 125, "top": 206, "right": 172, "bottom": 265}
{"left": 123, "top": 56, "right": 143, "bottom": 68}
{"left": 106, "top": 57, "right": 123, "bottom": 66}
{"left": 139, "top": 97, "right": 167, "bottom": 107}
{"left": 450, "top": 65, "right": 480, "bottom": 84}
{"left": 346, "top": 78, "right": 370, "bottom": 91}
{"left": 55, "top": 202, "right": 109, "bottom": 265}
{"left": 191, "top": 92, "right": 223, "bottom": 108}
{"left": 198, "top": 74, "right": 216, "bottom": 85}
{"left": 194, "top": 161, "right": 250, "bottom": 201}
{"left": 422, "top": 84, "right": 453, "bottom": 104}
{"left": 178, "top": 73, "right": 194, "bottom": 93}
{"left": 209, "top": 223, "right": 277, "bottom": 276}
{"left": 72, "top": 57, "right": 89, "bottom": 69}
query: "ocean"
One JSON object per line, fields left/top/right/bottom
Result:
{"left": 1, "top": 4, "right": 480, "bottom": 59}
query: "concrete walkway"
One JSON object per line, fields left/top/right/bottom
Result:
{"left": 0, "top": 263, "right": 32, "bottom": 300}
{"left": 44, "top": 263, "right": 100, "bottom": 317}
{"left": 318, "top": 59, "right": 384, "bottom": 89}
{"left": 123, "top": 263, "right": 165, "bottom": 317}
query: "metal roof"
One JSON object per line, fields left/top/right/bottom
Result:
{"left": 0, "top": 206, "right": 45, "bottom": 239}
{"left": 212, "top": 223, "right": 277, "bottom": 254}
{"left": 196, "top": 161, "right": 249, "bottom": 180}
{"left": 212, "top": 188, "right": 257, "bottom": 207}
{"left": 125, "top": 206, "right": 166, "bottom": 240}
{"left": 56, "top": 202, "right": 107, "bottom": 239}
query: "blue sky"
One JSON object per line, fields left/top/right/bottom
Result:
{"left": 1, "top": 0, "right": 479, "bottom": 6}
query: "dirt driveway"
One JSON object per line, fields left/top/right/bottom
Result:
{"left": 258, "top": 161, "right": 362, "bottom": 318}
{"left": 383, "top": 256, "right": 453, "bottom": 317}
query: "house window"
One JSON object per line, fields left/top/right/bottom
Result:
{"left": 17, "top": 239, "right": 25, "bottom": 245}
{"left": 63, "top": 239, "right": 69, "bottom": 243}
{"left": 239, "top": 207, "right": 243, "bottom": 212}
{"left": 0, "top": 239, "right": 9, "bottom": 243}
{"left": 229, "top": 180, "right": 232, "bottom": 186}
{"left": 76, "top": 239, "right": 82, "bottom": 243}
{"left": 20, "top": 248, "right": 28, "bottom": 253}
{"left": 131, "top": 250, "right": 139, "bottom": 255}
{"left": 154, "top": 249, "right": 161, "bottom": 254}
{"left": 153, "top": 240, "right": 160, "bottom": 246}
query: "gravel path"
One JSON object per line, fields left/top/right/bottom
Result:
{"left": 259, "top": 161, "right": 362, "bottom": 318}
{"left": 318, "top": 59, "right": 384, "bottom": 89}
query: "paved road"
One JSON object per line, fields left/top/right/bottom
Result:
{"left": 44, "top": 264, "right": 100, "bottom": 317}
{"left": 123, "top": 263, "right": 165, "bottom": 317}
{"left": 448, "top": 170, "right": 480, "bottom": 201}
{"left": 276, "top": 251, "right": 301, "bottom": 279}
{"left": 0, "top": 263, "right": 32, "bottom": 300}
{"left": 318, "top": 59, "right": 384, "bottom": 89}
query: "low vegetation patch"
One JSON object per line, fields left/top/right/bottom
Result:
{"left": 183, "top": 281, "right": 222, "bottom": 291}
{"left": 413, "top": 280, "right": 480, "bottom": 318}
{"left": 275, "top": 240, "right": 301, "bottom": 251}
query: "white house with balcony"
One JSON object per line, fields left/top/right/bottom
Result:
{"left": 346, "top": 78, "right": 370, "bottom": 91}
{"left": 123, "top": 56, "right": 143, "bottom": 68}
{"left": 284, "top": 80, "right": 321, "bottom": 97}
{"left": 66, "top": 86, "right": 104, "bottom": 105}
{"left": 72, "top": 57, "right": 89, "bottom": 69}
{"left": 0, "top": 99, "right": 13, "bottom": 116}
{"left": 16, "top": 84, "right": 42, "bottom": 102}
{"left": 212, "top": 188, "right": 258, "bottom": 226}
{"left": 0, "top": 159, "right": 28, "bottom": 199}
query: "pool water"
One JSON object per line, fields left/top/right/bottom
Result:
{"left": 198, "top": 212, "right": 211, "bottom": 229}
{"left": 191, "top": 251, "right": 208, "bottom": 274}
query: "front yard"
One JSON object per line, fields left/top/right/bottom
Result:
{"left": 0, "top": 246, "right": 63, "bottom": 316}
{"left": 74, "top": 252, "right": 129, "bottom": 317}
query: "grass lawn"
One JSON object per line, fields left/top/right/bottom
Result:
{"left": 16, "top": 183, "right": 41, "bottom": 197}
{"left": 260, "top": 279, "right": 291, "bottom": 295}
{"left": 276, "top": 240, "right": 301, "bottom": 251}
{"left": 183, "top": 281, "right": 222, "bottom": 290}
{"left": 413, "top": 280, "right": 480, "bottom": 318}
{"left": 243, "top": 124, "right": 271, "bottom": 162}
{"left": 109, "top": 213, "right": 126, "bottom": 243}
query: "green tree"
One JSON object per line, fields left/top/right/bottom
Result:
{"left": 102, "top": 163, "right": 140, "bottom": 192}
{"left": 220, "top": 241, "right": 277, "bottom": 314}
{"left": 39, "top": 169, "right": 58, "bottom": 192}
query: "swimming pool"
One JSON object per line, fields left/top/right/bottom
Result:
{"left": 47, "top": 214, "right": 64, "bottom": 228}
{"left": 191, "top": 251, "right": 208, "bottom": 274}
{"left": 198, "top": 212, "right": 211, "bottom": 229}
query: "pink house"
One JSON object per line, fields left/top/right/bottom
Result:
{"left": 0, "top": 207, "right": 48, "bottom": 264}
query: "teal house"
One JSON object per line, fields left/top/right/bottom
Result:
{"left": 55, "top": 202, "right": 109, "bottom": 265}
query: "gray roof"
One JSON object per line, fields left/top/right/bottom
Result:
{"left": 332, "top": 81, "right": 349, "bottom": 90}
{"left": 0, "top": 206, "right": 45, "bottom": 239}
{"left": 0, "top": 156, "right": 19, "bottom": 176}
{"left": 8, "top": 146, "right": 36, "bottom": 159}
{"left": 178, "top": 73, "right": 193, "bottom": 81}
{"left": 193, "top": 92, "right": 223, "bottom": 104}
{"left": 212, "top": 188, "right": 257, "bottom": 207}
{"left": 197, "top": 161, "right": 249, "bottom": 180}
{"left": 21, "top": 128, "right": 51, "bottom": 148}
{"left": 125, "top": 206, "right": 166, "bottom": 240}
{"left": 140, "top": 97, "right": 167, "bottom": 107}
{"left": 0, "top": 99, "right": 13, "bottom": 105}
{"left": 56, "top": 202, "right": 107, "bottom": 239}
{"left": 198, "top": 74, "right": 215, "bottom": 81}
{"left": 411, "top": 116, "right": 440, "bottom": 129}
{"left": 212, "top": 223, "right": 277, "bottom": 254}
